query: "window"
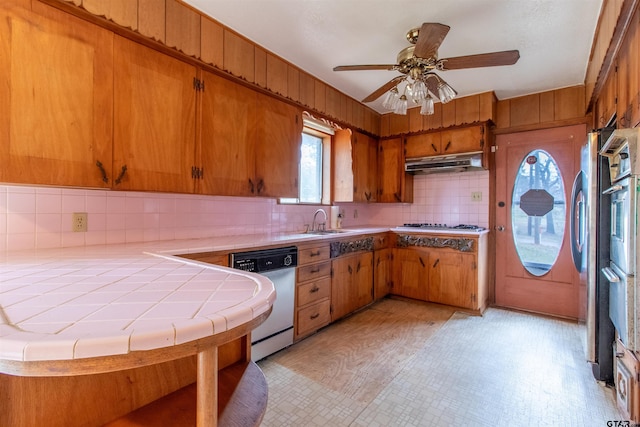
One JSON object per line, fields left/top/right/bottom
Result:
{"left": 299, "top": 132, "right": 323, "bottom": 203}
{"left": 280, "top": 116, "right": 334, "bottom": 205}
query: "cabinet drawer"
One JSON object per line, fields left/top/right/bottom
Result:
{"left": 298, "top": 244, "right": 330, "bottom": 265}
{"left": 296, "top": 299, "right": 331, "bottom": 337}
{"left": 297, "top": 261, "right": 331, "bottom": 282}
{"left": 297, "top": 277, "right": 331, "bottom": 307}
{"left": 373, "top": 233, "right": 389, "bottom": 250}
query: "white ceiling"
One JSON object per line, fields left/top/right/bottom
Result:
{"left": 183, "top": 0, "right": 603, "bottom": 114}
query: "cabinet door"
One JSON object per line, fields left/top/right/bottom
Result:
{"left": 374, "top": 248, "right": 392, "bottom": 299}
{"left": 378, "top": 138, "right": 413, "bottom": 203}
{"left": 353, "top": 132, "right": 378, "bottom": 202}
{"left": 198, "top": 71, "right": 257, "bottom": 196}
{"left": 393, "top": 248, "right": 429, "bottom": 301}
{"left": 255, "top": 94, "right": 301, "bottom": 197}
{"left": 405, "top": 133, "right": 441, "bottom": 158}
{"left": 331, "top": 252, "right": 373, "bottom": 321}
{"left": 113, "top": 36, "right": 197, "bottom": 193}
{"left": 353, "top": 252, "right": 374, "bottom": 310}
{"left": 440, "top": 125, "right": 485, "bottom": 155}
{"left": 428, "top": 251, "right": 476, "bottom": 309}
{"left": 0, "top": 4, "right": 113, "bottom": 188}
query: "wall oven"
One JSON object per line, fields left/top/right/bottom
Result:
{"left": 599, "top": 128, "right": 640, "bottom": 351}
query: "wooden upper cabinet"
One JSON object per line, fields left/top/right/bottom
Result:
{"left": 113, "top": 36, "right": 197, "bottom": 193}
{"left": 198, "top": 72, "right": 257, "bottom": 197}
{"left": 405, "top": 133, "right": 442, "bottom": 158}
{"left": 0, "top": 4, "right": 113, "bottom": 188}
{"left": 333, "top": 130, "right": 377, "bottom": 203}
{"left": 352, "top": 132, "right": 378, "bottom": 202}
{"left": 255, "top": 94, "right": 302, "bottom": 197}
{"left": 378, "top": 138, "right": 413, "bottom": 203}
{"left": 440, "top": 124, "right": 485, "bottom": 155}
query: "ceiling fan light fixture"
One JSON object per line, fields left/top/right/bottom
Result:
{"left": 382, "top": 86, "right": 400, "bottom": 110}
{"left": 412, "top": 79, "right": 428, "bottom": 104}
{"left": 434, "top": 75, "right": 457, "bottom": 104}
{"left": 394, "top": 94, "right": 408, "bottom": 115}
{"left": 420, "top": 94, "right": 435, "bottom": 115}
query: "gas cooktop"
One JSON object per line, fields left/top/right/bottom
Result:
{"left": 402, "top": 223, "right": 486, "bottom": 232}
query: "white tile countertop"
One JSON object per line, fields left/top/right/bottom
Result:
{"left": 0, "top": 227, "right": 390, "bottom": 367}
{"left": 0, "top": 225, "right": 485, "bottom": 368}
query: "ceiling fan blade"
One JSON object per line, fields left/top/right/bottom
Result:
{"left": 413, "top": 23, "right": 450, "bottom": 59}
{"left": 333, "top": 64, "right": 397, "bottom": 71}
{"left": 438, "top": 50, "right": 520, "bottom": 70}
{"left": 362, "top": 76, "right": 406, "bottom": 103}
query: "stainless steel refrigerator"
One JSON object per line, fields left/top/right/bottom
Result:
{"left": 571, "top": 127, "right": 615, "bottom": 383}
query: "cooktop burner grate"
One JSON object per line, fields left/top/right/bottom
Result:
{"left": 402, "top": 223, "right": 485, "bottom": 231}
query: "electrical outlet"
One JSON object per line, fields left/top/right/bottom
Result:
{"left": 72, "top": 212, "right": 88, "bottom": 232}
{"left": 471, "top": 192, "right": 482, "bottom": 202}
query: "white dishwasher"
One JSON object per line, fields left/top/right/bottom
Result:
{"left": 230, "top": 246, "right": 297, "bottom": 361}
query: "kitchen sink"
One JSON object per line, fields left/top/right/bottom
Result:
{"left": 307, "top": 229, "right": 348, "bottom": 235}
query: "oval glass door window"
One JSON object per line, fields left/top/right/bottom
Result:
{"left": 512, "top": 150, "right": 566, "bottom": 276}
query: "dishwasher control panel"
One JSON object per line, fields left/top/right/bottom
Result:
{"left": 230, "top": 246, "right": 298, "bottom": 273}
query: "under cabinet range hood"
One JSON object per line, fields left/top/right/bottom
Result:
{"left": 405, "top": 152, "right": 483, "bottom": 174}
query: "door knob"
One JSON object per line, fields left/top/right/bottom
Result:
{"left": 496, "top": 226, "right": 505, "bottom": 232}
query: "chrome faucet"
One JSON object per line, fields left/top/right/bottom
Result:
{"left": 311, "top": 208, "right": 327, "bottom": 232}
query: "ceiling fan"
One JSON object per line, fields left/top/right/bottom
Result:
{"left": 333, "top": 23, "right": 520, "bottom": 115}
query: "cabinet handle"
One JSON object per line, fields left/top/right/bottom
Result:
{"left": 310, "top": 285, "right": 320, "bottom": 293}
{"left": 433, "top": 259, "right": 440, "bottom": 268}
{"left": 257, "top": 179, "right": 265, "bottom": 194}
{"left": 357, "top": 262, "right": 361, "bottom": 273}
{"left": 96, "top": 161, "right": 109, "bottom": 183}
{"left": 431, "top": 143, "right": 438, "bottom": 153}
{"left": 394, "top": 192, "right": 401, "bottom": 202}
{"left": 114, "top": 165, "right": 128, "bottom": 185}
{"left": 310, "top": 268, "right": 320, "bottom": 274}
{"left": 444, "top": 141, "right": 451, "bottom": 152}
{"left": 248, "top": 178, "right": 255, "bottom": 193}
{"left": 310, "top": 313, "right": 320, "bottom": 320}
{"left": 419, "top": 257, "right": 425, "bottom": 268}
{"left": 365, "top": 192, "right": 371, "bottom": 201}
{"left": 348, "top": 265, "right": 353, "bottom": 274}
{"left": 310, "top": 250, "right": 321, "bottom": 257}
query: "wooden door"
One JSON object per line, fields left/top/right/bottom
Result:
{"left": 378, "top": 138, "right": 413, "bottom": 203}
{"left": 113, "top": 36, "right": 197, "bottom": 193}
{"left": 428, "top": 250, "right": 475, "bottom": 309}
{"left": 495, "top": 124, "right": 585, "bottom": 318}
{"left": 374, "top": 248, "right": 392, "bottom": 299}
{"left": 198, "top": 71, "right": 257, "bottom": 196}
{"left": 393, "top": 248, "right": 428, "bottom": 301}
{"left": 352, "top": 132, "right": 378, "bottom": 202}
{"left": 0, "top": 4, "right": 113, "bottom": 188}
{"left": 440, "top": 125, "right": 485, "bottom": 155}
{"left": 255, "top": 94, "right": 301, "bottom": 198}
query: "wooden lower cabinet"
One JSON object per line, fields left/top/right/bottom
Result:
{"left": 331, "top": 251, "right": 373, "bottom": 321}
{"left": 392, "top": 233, "right": 488, "bottom": 312}
{"left": 374, "top": 248, "right": 393, "bottom": 300}
{"left": 393, "top": 247, "right": 429, "bottom": 301}
{"left": 428, "top": 251, "right": 477, "bottom": 309}
{"left": 295, "top": 243, "right": 332, "bottom": 340}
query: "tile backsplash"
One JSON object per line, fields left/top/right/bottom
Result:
{"left": 0, "top": 171, "right": 488, "bottom": 252}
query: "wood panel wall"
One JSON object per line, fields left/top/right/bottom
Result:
{"left": 45, "top": 0, "right": 380, "bottom": 135}
{"left": 379, "top": 91, "right": 497, "bottom": 137}
{"left": 494, "top": 86, "right": 589, "bottom": 134}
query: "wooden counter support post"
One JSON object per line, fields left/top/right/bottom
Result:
{"left": 197, "top": 346, "right": 218, "bottom": 427}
